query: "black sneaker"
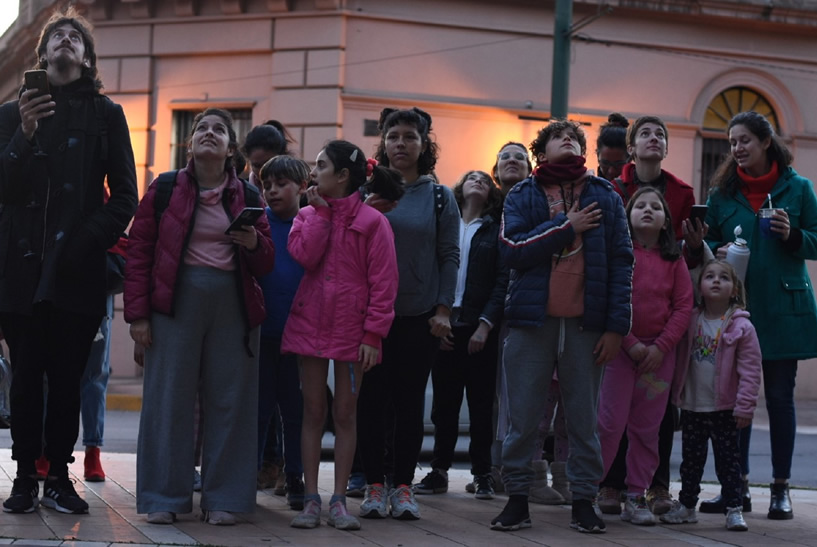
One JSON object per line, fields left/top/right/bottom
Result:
{"left": 491, "top": 495, "right": 531, "bottom": 531}
{"left": 414, "top": 468, "right": 448, "bottom": 494}
{"left": 286, "top": 474, "right": 305, "bottom": 511}
{"left": 474, "top": 473, "right": 495, "bottom": 500}
{"left": 41, "top": 476, "right": 89, "bottom": 514}
{"left": 3, "top": 476, "right": 39, "bottom": 513}
{"left": 570, "top": 498, "right": 606, "bottom": 533}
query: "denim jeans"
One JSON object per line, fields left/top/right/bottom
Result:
{"left": 762, "top": 359, "right": 798, "bottom": 480}
{"left": 81, "top": 295, "right": 114, "bottom": 447}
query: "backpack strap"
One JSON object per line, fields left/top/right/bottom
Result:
{"left": 242, "top": 179, "right": 261, "bottom": 208}
{"left": 92, "top": 96, "right": 108, "bottom": 162}
{"left": 153, "top": 170, "right": 179, "bottom": 226}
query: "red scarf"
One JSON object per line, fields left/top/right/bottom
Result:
{"left": 533, "top": 156, "right": 588, "bottom": 186}
{"left": 738, "top": 162, "right": 779, "bottom": 212}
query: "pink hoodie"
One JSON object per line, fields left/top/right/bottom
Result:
{"left": 673, "top": 308, "right": 762, "bottom": 419}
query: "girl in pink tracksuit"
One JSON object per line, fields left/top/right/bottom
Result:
{"left": 597, "top": 186, "right": 693, "bottom": 525}
{"left": 661, "top": 259, "right": 761, "bottom": 531}
{"left": 282, "top": 140, "right": 401, "bottom": 531}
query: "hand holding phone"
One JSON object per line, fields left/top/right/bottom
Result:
{"left": 225, "top": 207, "right": 265, "bottom": 234}
{"left": 689, "top": 205, "right": 707, "bottom": 223}
{"left": 24, "top": 70, "right": 50, "bottom": 98}
{"left": 21, "top": 70, "right": 55, "bottom": 141}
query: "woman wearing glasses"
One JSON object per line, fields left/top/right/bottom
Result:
{"left": 596, "top": 113, "right": 630, "bottom": 182}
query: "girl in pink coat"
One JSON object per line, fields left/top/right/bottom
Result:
{"left": 283, "top": 140, "right": 401, "bottom": 531}
{"left": 661, "top": 259, "right": 761, "bottom": 531}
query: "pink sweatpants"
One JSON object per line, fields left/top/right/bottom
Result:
{"left": 597, "top": 347, "right": 675, "bottom": 493}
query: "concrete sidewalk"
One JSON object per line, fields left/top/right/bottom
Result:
{"left": 1, "top": 449, "right": 815, "bottom": 547}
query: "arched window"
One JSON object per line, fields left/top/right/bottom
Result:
{"left": 700, "top": 87, "right": 780, "bottom": 201}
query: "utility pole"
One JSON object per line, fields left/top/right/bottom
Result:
{"left": 551, "top": 0, "right": 572, "bottom": 120}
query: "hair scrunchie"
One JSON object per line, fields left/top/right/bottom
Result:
{"left": 366, "top": 158, "right": 378, "bottom": 177}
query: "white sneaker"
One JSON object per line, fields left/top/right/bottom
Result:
{"left": 621, "top": 495, "right": 657, "bottom": 525}
{"left": 725, "top": 506, "right": 748, "bottom": 531}
{"left": 660, "top": 500, "right": 698, "bottom": 524}
{"left": 359, "top": 483, "right": 388, "bottom": 519}
{"left": 389, "top": 484, "right": 420, "bottom": 520}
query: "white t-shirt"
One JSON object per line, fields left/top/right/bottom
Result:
{"left": 452, "top": 217, "right": 483, "bottom": 309}
{"left": 681, "top": 315, "right": 725, "bottom": 412}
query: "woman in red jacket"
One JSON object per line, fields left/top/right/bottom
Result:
{"left": 124, "top": 108, "right": 274, "bottom": 526}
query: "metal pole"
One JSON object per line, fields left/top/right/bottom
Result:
{"left": 551, "top": 0, "right": 572, "bottom": 120}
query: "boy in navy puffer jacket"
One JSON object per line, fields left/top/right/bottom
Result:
{"left": 490, "top": 120, "right": 633, "bottom": 534}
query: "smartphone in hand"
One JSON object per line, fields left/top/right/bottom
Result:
{"left": 24, "top": 70, "right": 50, "bottom": 98}
{"left": 689, "top": 205, "right": 708, "bottom": 226}
{"left": 225, "top": 207, "right": 264, "bottom": 234}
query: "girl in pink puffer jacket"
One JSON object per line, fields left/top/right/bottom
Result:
{"left": 283, "top": 140, "right": 401, "bottom": 530}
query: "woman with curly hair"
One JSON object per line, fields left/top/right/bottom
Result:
{"left": 356, "top": 107, "right": 460, "bottom": 521}
{"left": 416, "top": 170, "right": 507, "bottom": 501}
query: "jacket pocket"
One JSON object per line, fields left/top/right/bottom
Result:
{"left": 780, "top": 275, "right": 814, "bottom": 315}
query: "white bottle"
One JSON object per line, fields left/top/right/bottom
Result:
{"left": 725, "top": 225, "right": 750, "bottom": 283}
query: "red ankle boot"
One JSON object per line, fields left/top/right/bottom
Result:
{"left": 84, "top": 446, "right": 106, "bottom": 482}
{"left": 35, "top": 454, "right": 49, "bottom": 480}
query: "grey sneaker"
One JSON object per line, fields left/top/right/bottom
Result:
{"left": 621, "top": 495, "right": 656, "bottom": 525}
{"left": 359, "top": 483, "right": 388, "bottom": 519}
{"left": 726, "top": 506, "right": 748, "bottom": 531}
{"left": 290, "top": 498, "right": 321, "bottom": 529}
{"left": 328, "top": 500, "right": 361, "bottom": 530}
{"left": 389, "top": 484, "right": 420, "bottom": 520}
{"left": 660, "top": 500, "right": 698, "bottom": 524}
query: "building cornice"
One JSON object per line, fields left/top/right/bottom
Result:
{"left": 575, "top": 0, "right": 817, "bottom": 27}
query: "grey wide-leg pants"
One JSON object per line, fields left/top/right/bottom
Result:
{"left": 137, "top": 266, "right": 259, "bottom": 514}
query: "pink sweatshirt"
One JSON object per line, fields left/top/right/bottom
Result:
{"left": 622, "top": 246, "right": 693, "bottom": 355}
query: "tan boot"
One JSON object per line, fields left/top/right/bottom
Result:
{"left": 529, "top": 460, "right": 565, "bottom": 505}
{"left": 550, "top": 461, "right": 572, "bottom": 503}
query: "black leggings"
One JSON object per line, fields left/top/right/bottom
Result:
{"left": 678, "top": 409, "right": 743, "bottom": 509}
{"left": 357, "top": 313, "right": 439, "bottom": 486}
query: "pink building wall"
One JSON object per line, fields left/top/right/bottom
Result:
{"left": 1, "top": 0, "right": 816, "bottom": 396}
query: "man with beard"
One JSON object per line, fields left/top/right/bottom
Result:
{"left": 0, "top": 8, "right": 137, "bottom": 514}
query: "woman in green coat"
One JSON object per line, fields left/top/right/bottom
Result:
{"left": 705, "top": 111, "right": 817, "bottom": 521}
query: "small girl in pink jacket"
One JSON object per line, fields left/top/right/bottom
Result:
{"left": 661, "top": 259, "right": 761, "bottom": 531}
{"left": 282, "top": 140, "right": 401, "bottom": 531}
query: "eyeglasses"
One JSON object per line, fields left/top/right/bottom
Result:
{"left": 599, "top": 159, "right": 629, "bottom": 168}
{"left": 499, "top": 152, "right": 528, "bottom": 161}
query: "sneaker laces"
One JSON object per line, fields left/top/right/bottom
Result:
{"left": 393, "top": 485, "right": 412, "bottom": 503}
{"left": 367, "top": 484, "right": 385, "bottom": 502}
